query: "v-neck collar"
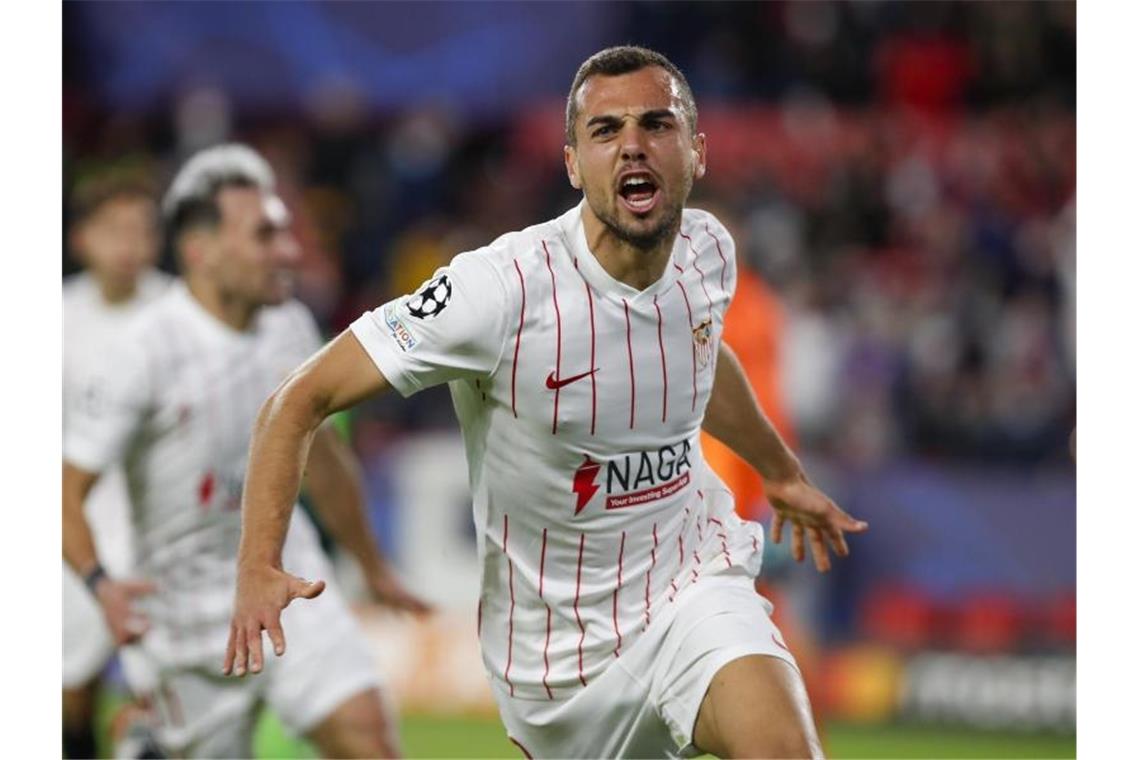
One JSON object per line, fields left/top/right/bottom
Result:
{"left": 556, "top": 201, "right": 686, "bottom": 303}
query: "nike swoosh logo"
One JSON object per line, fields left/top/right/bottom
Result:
{"left": 545, "top": 368, "right": 598, "bottom": 390}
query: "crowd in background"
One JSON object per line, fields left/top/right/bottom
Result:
{"left": 64, "top": 1, "right": 1075, "bottom": 473}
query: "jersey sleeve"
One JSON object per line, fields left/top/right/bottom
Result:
{"left": 350, "top": 250, "right": 512, "bottom": 397}
{"left": 63, "top": 337, "right": 152, "bottom": 473}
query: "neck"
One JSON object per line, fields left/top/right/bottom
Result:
{"left": 581, "top": 205, "right": 676, "bottom": 291}
{"left": 185, "top": 274, "right": 258, "bottom": 332}
{"left": 96, "top": 276, "right": 138, "bottom": 306}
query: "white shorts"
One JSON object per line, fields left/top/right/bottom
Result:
{"left": 491, "top": 574, "right": 799, "bottom": 759}
{"left": 133, "top": 524, "right": 384, "bottom": 757}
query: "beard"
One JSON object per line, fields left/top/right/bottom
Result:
{"left": 589, "top": 183, "right": 688, "bottom": 251}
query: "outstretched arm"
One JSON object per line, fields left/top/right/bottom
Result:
{"left": 702, "top": 342, "right": 868, "bottom": 572}
{"left": 224, "top": 330, "right": 393, "bottom": 677}
{"left": 304, "top": 424, "right": 431, "bottom": 615}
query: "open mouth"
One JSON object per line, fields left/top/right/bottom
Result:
{"left": 617, "top": 173, "right": 660, "bottom": 215}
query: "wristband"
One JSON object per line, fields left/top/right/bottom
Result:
{"left": 83, "top": 563, "right": 108, "bottom": 594}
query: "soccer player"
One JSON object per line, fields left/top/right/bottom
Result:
{"left": 63, "top": 166, "right": 171, "bottom": 759}
{"left": 63, "top": 144, "right": 428, "bottom": 758}
{"left": 226, "top": 47, "right": 867, "bottom": 758}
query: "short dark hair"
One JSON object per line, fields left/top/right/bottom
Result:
{"left": 161, "top": 143, "right": 275, "bottom": 247}
{"left": 69, "top": 163, "right": 156, "bottom": 226}
{"left": 565, "top": 46, "right": 697, "bottom": 146}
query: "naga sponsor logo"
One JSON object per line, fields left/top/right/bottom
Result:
{"left": 383, "top": 303, "right": 418, "bottom": 352}
{"left": 570, "top": 438, "right": 694, "bottom": 514}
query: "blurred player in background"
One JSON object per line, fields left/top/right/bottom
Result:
{"left": 63, "top": 165, "right": 171, "bottom": 759}
{"left": 63, "top": 144, "right": 429, "bottom": 758}
{"left": 227, "top": 46, "right": 866, "bottom": 759}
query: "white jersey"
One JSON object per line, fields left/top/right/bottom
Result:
{"left": 351, "top": 202, "right": 765, "bottom": 701}
{"left": 64, "top": 281, "right": 326, "bottom": 668}
{"left": 64, "top": 269, "right": 172, "bottom": 574}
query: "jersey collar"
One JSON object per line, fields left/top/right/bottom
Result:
{"left": 557, "top": 201, "right": 685, "bottom": 302}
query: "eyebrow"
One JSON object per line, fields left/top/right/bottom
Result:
{"left": 584, "top": 109, "right": 678, "bottom": 131}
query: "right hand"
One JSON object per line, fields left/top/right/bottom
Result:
{"left": 94, "top": 577, "right": 156, "bottom": 646}
{"left": 223, "top": 564, "right": 325, "bottom": 677}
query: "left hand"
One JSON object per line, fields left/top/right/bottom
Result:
{"left": 365, "top": 563, "right": 433, "bottom": 616}
{"left": 767, "top": 472, "right": 868, "bottom": 573}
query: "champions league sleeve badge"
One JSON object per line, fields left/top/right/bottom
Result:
{"left": 406, "top": 274, "right": 452, "bottom": 320}
{"left": 692, "top": 318, "right": 713, "bottom": 368}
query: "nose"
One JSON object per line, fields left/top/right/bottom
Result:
{"left": 619, "top": 123, "right": 648, "bottom": 163}
{"left": 272, "top": 231, "right": 302, "bottom": 267}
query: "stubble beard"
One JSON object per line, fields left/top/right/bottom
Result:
{"left": 593, "top": 188, "right": 686, "bottom": 253}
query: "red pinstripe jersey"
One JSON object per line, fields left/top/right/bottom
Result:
{"left": 352, "top": 203, "right": 766, "bottom": 700}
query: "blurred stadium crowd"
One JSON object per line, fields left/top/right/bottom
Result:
{"left": 65, "top": 1, "right": 1075, "bottom": 468}
{"left": 64, "top": 0, "right": 1075, "bottom": 736}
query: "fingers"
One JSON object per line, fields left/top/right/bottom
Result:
{"left": 266, "top": 617, "right": 287, "bottom": 658}
{"left": 223, "top": 626, "right": 237, "bottom": 675}
{"left": 122, "top": 578, "right": 158, "bottom": 596}
{"left": 248, "top": 624, "right": 265, "bottom": 674}
{"left": 807, "top": 527, "right": 831, "bottom": 573}
{"left": 824, "top": 525, "right": 850, "bottom": 558}
{"left": 232, "top": 625, "right": 248, "bottom": 677}
{"left": 771, "top": 514, "right": 785, "bottom": 545}
{"left": 791, "top": 523, "right": 805, "bottom": 563}
{"left": 288, "top": 578, "right": 326, "bottom": 603}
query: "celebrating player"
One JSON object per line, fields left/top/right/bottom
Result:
{"left": 63, "top": 144, "right": 428, "bottom": 758}
{"left": 226, "top": 47, "right": 867, "bottom": 758}
{"left": 63, "top": 165, "right": 171, "bottom": 759}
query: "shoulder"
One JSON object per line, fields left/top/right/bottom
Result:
{"left": 681, "top": 206, "right": 733, "bottom": 244}
{"left": 62, "top": 273, "right": 93, "bottom": 309}
{"left": 137, "top": 269, "right": 175, "bottom": 302}
{"left": 259, "top": 298, "right": 321, "bottom": 339}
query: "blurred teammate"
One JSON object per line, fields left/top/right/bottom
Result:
{"left": 227, "top": 47, "right": 866, "bottom": 758}
{"left": 63, "top": 144, "right": 428, "bottom": 758}
{"left": 63, "top": 167, "right": 171, "bottom": 759}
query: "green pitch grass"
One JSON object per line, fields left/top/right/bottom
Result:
{"left": 96, "top": 692, "right": 1075, "bottom": 758}
{"left": 254, "top": 712, "right": 1076, "bottom": 759}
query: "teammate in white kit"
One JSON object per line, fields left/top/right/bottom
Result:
{"left": 226, "top": 47, "right": 868, "bottom": 758}
{"left": 63, "top": 144, "right": 428, "bottom": 758}
{"left": 63, "top": 167, "right": 171, "bottom": 759}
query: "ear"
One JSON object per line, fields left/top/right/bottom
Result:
{"left": 692, "top": 132, "right": 707, "bottom": 181}
{"left": 564, "top": 144, "right": 582, "bottom": 190}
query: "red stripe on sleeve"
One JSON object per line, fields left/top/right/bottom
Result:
{"left": 705, "top": 222, "right": 729, "bottom": 291}
{"left": 504, "top": 514, "right": 516, "bottom": 696}
{"left": 653, "top": 295, "right": 668, "bottom": 423}
{"left": 623, "top": 299, "right": 636, "bottom": 429}
{"left": 511, "top": 260, "right": 526, "bottom": 418}
{"left": 644, "top": 522, "right": 658, "bottom": 630}
{"left": 573, "top": 532, "right": 588, "bottom": 686}
{"left": 612, "top": 531, "right": 626, "bottom": 658}
{"left": 676, "top": 281, "right": 697, "bottom": 411}
{"left": 543, "top": 241, "right": 563, "bottom": 435}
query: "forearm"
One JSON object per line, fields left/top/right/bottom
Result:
{"left": 303, "top": 425, "right": 387, "bottom": 577}
{"left": 62, "top": 462, "right": 101, "bottom": 576}
{"left": 702, "top": 343, "right": 801, "bottom": 483}
{"left": 238, "top": 376, "right": 329, "bottom": 570}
